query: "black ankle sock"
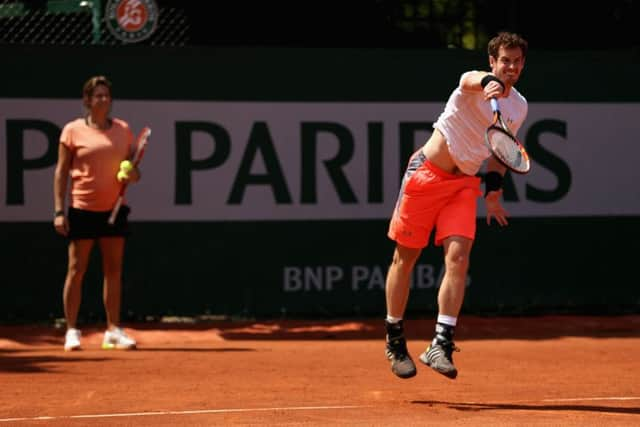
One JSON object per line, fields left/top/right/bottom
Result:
{"left": 385, "top": 320, "right": 404, "bottom": 340}
{"left": 434, "top": 322, "right": 455, "bottom": 344}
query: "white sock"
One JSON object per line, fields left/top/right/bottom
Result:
{"left": 386, "top": 315, "right": 402, "bottom": 324}
{"left": 437, "top": 314, "right": 457, "bottom": 327}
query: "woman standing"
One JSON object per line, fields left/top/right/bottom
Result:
{"left": 53, "top": 75, "right": 139, "bottom": 351}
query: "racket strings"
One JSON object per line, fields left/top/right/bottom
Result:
{"left": 487, "top": 128, "right": 522, "bottom": 166}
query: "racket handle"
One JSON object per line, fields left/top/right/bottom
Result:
{"left": 490, "top": 98, "right": 499, "bottom": 112}
{"left": 108, "top": 197, "right": 123, "bottom": 225}
{"left": 131, "top": 128, "right": 151, "bottom": 164}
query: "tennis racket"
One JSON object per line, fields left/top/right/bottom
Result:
{"left": 108, "top": 126, "right": 151, "bottom": 225}
{"left": 485, "top": 98, "right": 530, "bottom": 174}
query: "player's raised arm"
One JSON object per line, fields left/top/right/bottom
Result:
{"left": 461, "top": 71, "right": 505, "bottom": 100}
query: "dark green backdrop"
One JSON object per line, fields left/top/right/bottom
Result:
{"left": 2, "top": 46, "right": 639, "bottom": 322}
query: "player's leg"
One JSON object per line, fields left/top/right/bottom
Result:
{"left": 98, "top": 236, "right": 136, "bottom": 349}
{"left": 438, "top": 235, "right": 472, "bottom": 318}
{"left": 420, "top": 185, "right": 479, "bottom": 378}
{"left": 386, "top": 244, "right": 422, "bottom": 319}
{"left": 63, "top": 238, "right": 94, "bottom": 350}
{"left": 384, "top": 150, "right": 438, "bottom": 379}
{"left": 419, "top": 236, "right": 472, "bottom": 378}
{"left": 384, "top": 244, "right": 422, "bottom": 378}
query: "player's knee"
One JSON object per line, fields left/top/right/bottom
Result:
{"left": 391, "top": 245, "right": 421, "bottom": 270}
{"left": 445, "top": 252, "right": 470, "bottom": 274}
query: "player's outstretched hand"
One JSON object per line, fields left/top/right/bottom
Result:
{"left": 485, "top": 190, "right": 509, "bottom": 226}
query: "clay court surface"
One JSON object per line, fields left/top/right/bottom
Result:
{"left": 1, "top": 315, "right": 639, "bottom": 426}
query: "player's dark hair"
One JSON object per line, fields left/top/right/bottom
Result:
{"left": 488, "top": 32, "right": 528, "bottom": 59}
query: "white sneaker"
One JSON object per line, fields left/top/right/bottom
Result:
{"left": 64, "top": 328, "right": 81, "bottom": 351}
{"left": 102, "top": 327, "right": 136, "bottom": 350}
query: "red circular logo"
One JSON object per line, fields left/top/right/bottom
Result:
{"left": 115, "top": 0, "right": 149, "bottom": 32}
{"left": 106, "top": 0, "right": 158, "bottom": 43}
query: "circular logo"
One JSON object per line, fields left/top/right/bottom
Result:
{"left": 105, "top": 0, "right": 158, "bottom": 43}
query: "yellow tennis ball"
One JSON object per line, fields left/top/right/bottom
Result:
{"left": 117, "top": 170, "right": 129, "bottom": 182}
{"left": 120, "top": 160, "right": 133, "bottom": 173}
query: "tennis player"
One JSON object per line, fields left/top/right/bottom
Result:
{"left": 53, "top": 76, "right": 139, "bottom": 351}
{"left": 384, "top": 32, "right": 529, "bottom": 379}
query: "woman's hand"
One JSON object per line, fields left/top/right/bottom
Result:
{"left": 117, "top": 164, "right": 141, "bottom": 183}
{"left": 54, "top": 214, "right": 69, "bottom": 236}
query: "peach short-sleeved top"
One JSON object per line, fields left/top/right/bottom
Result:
{"left": 60, "top": 117, "right": 134, "bottom": 211}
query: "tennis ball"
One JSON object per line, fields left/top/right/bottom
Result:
{"left": 117, "top": 170, "right": 129, "bottom": 182}
{"left": 120, "top": 160, "right": 133, "bottom": 173}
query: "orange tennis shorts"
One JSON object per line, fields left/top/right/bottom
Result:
{"left": 388, "top": 150, "right": 482, "bottom": 248}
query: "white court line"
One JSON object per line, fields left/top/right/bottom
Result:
{"left": 3, "top": 398, "right": 639, "bottom": 423}
{"left": 540, "top": 397, "right": 640, "bottom": 402}
{"left": 0, "top": 405, "right": 368, "bottom": 423}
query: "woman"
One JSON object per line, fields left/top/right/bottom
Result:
{"left": 53, "top": 75, "right": 139, "bottom": 351}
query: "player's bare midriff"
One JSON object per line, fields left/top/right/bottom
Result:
{"left": 421, "top": 128, "right": 466, "bottom": 175}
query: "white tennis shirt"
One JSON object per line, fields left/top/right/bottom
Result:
{"left": 433, "top": 71, "right": 528, "bottom": 175}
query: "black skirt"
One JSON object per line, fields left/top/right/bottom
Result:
{"left": 67, "top": 205, "right": 131, "bottom": 239}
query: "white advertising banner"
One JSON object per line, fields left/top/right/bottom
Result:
{"left": 1, "top": 99, "right": 639, "bottom": 221}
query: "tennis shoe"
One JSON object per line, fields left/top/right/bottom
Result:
{"left": 64, "top": 328, "right": 81, "bottom": 351}
{"left": 102, "top": 327, "right": 136, "bottom": 350}
{"left": 384, "top": 321, "right": 417, "bottom": 379}
{"left": 419, "top": 340, "right": 459, "bottom": 379}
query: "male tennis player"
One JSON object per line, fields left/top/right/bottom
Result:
{"left": 384, "top": 32, "right": 529, "bottom": 379}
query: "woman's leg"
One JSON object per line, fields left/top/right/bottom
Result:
{"left": 98, "top": 236, "right": 125, "bottom": 329}
{"left": 63, "top": 239, "right": 94, "bottom": 328}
